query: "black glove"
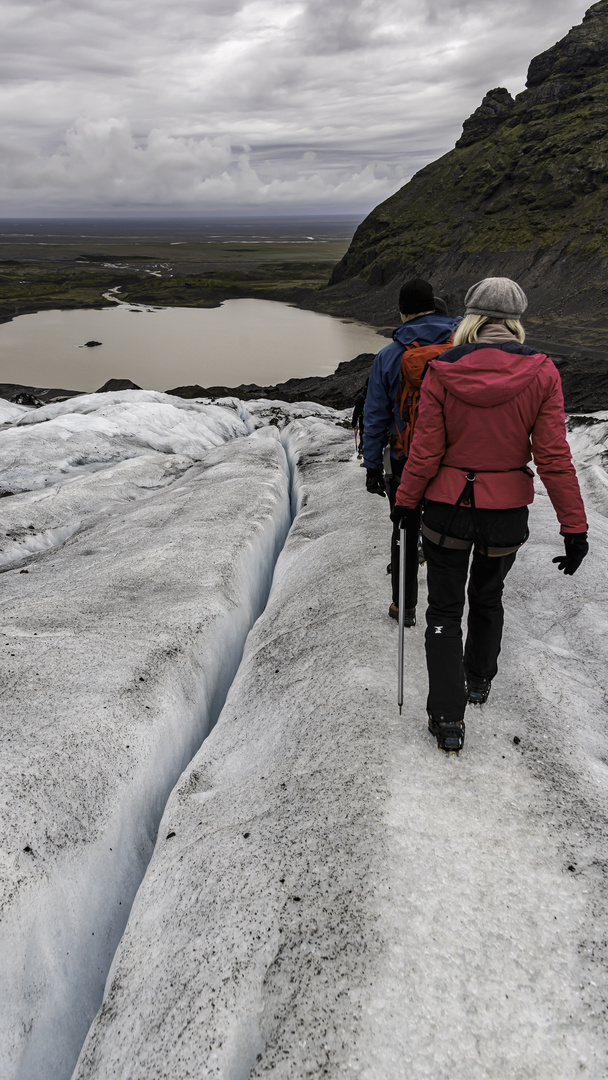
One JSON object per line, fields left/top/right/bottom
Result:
{"left": 552, "top": 532, "right": 589, "bottom": 576}
{"left": 366, "top": 468, "right": 386, "bottom": 498}
{"left": 390, "top": 505, "right": 419, "bottom": 528}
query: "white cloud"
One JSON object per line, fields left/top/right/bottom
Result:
{"left": 0, "top": 0, "right": 592, "bottom": 215}
{"left": 0, "top": 116, "right": 405, "bottom": 210}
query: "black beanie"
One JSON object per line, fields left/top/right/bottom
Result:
{"left": 399, "top": 278, "right": 434, "bottom": 316}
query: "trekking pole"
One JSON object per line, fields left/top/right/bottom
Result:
{"left": 397, "top": 524, "right": 406, "bottom": 715}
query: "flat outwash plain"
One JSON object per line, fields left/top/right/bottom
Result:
{"left": 0, "top": 217, "right": 356, "bottom": 326}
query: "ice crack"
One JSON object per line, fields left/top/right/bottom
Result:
{"left": 2, "top": 427, "right": 297, "bottom": 1080}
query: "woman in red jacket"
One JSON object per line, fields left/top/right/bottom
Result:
{"left": 391, "top": 277, "right": 588, "bottom": 752}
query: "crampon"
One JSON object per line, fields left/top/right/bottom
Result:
{"left": 428, "top": 714, "right": 465, "bottom": 753}
{"left": 466, "top": 676, "right": 491, "bottom": 706}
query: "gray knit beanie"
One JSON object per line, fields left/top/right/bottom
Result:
{"left": 464, "top": 277, "right": 528, "bottom": 320}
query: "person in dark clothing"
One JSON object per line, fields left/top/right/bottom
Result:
{"left": 351, "top": 379, "right": 368, "bottom": 459}
{"left": 363, "top": 278, "right": 459, "bottom": 625}
{"left": 391, "top": 276, "right": 588, "bottom": 752}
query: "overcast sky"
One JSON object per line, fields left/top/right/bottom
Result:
{"left": 0, "top": 0, "right": 591, "bottom": 218}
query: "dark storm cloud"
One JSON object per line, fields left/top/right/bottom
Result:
{"left": 0, "top": 0, "right": 592, "bottom": 214}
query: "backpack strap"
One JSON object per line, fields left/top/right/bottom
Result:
{"left": 432, "top": 467, "right": 531, "bottom": 555}
{"left": 435, "top": 472, "right": 478, "bottom": 549}
{"left": 392, "top": 335, "right": 455, "bottom": 460}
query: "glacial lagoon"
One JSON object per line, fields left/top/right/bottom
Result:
{"left": 0, "top": 298, "right": 388, "bottom": 393}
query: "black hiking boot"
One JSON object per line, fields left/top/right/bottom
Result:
{"left": 389, "top": 605, "right": 416, "bottom": 626}
{"left": 428, "top": 713, "right": 465, "bottom": 753}
{"left": 466, "top": 675, "right": 491, "bottom": 706}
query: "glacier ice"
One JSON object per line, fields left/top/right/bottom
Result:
{"left": 0, "top": 391, "right": 607, "bottom": 1080}
{"left": 0, "top": 397, "right": 291, "bottom": 1080}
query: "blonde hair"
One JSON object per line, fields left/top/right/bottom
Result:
{"left": 453, "top": 314, "right": 525, "bottom": 347}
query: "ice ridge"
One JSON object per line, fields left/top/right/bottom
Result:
{"left": 0, "top": 406, "right": 297, "bottom": 1080}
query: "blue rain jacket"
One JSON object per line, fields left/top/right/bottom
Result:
{"left": 362, "top": 312, "right": 460, "bottom": 470}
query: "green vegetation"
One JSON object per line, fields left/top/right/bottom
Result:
{"left": 324, "top": 0, "right": 608, "bottom": 350}
{"left": 0, "top": 235, "right": 350, "bottom": 324}
{"left": 0, "top": 264, "right": 139, "bottom": 319}
{"left": 333, "top": 85, "right": 608, "bottom": 282}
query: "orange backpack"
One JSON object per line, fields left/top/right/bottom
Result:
{"left": 391, "top": 336, "right": 454, "bottom": 458}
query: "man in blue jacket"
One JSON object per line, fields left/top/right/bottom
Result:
{"left": 363, "top": 277, "right": 459, "bottom": 624}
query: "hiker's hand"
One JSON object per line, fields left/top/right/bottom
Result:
{"left": 552, "top": 532, "right": 588, "bottom": 575}
{"left": 366, "top": 468, "right": 386, "bottom": 498}
{"left": 390, "top": 504, "right": 418, "bottom": 528}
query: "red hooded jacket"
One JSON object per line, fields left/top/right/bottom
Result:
{"left": 395, "top": 341, "right": 587, "bottom": 533}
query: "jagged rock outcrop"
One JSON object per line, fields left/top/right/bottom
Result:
{"left": 324, "top": 1, "right": 608, "bottom": 357}
{"left": 456, "top": 88, "right": 515, "bottom": 149}
{"left": 95, "top": 379, "right": 143, "bottom": 393}
{"left": 0, "top": 382, "right": 83, "bottom": 405}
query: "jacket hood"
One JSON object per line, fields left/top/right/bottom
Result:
{"left": 393, "top": 312, "right": 458, "bottom": 348}
{"left": 430, "top": 345, "right": 549, "bottom": 407}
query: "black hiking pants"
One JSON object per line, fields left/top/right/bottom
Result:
{"left": 387, "top": 457, "right": 420, "bottom": 610}
{"left": 421, "top": 501, "right": 529, "bottom": 722}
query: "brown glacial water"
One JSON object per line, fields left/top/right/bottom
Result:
{"left": 0, "top": 298, "right": 387, "bottom": 393}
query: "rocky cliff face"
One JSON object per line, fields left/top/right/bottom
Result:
{"left": 324, "top": 1, "right": 608, "bottom": 357}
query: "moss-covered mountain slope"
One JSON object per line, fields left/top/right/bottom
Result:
{"left": 323, "top": 0, "right": 608, "bottom": 354}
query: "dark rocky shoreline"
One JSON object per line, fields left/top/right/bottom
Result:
{"left": 165, "top": 351, "right": 375, "bottom": 410}
{"left": 0, "top": 353, "right": 376, "bottom": 413}
{"left": 1, "top": 338, "right": 606, "bottom": 414}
